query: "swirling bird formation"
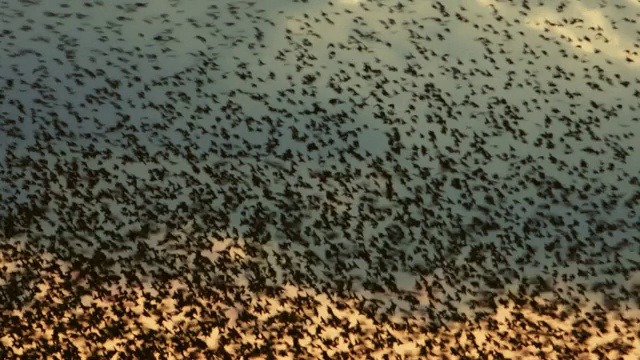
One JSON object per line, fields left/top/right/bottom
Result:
{"left": 1, "top": 0, "right": 639, "bottom": 358}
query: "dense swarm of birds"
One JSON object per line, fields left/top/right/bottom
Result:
{"left": 1, "top": 0, "right": 640, "bottom": 358}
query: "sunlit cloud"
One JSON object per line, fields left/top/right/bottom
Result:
{"left": 479, "top": 0, "right": 640, "bottom": 65}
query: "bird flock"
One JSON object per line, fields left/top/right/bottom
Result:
{"left": 1, "top": 0, "right": 639, "bottom": 358}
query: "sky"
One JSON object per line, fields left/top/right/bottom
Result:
{"left": 1, "top": 0, "right": 639, "bottom": 358}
